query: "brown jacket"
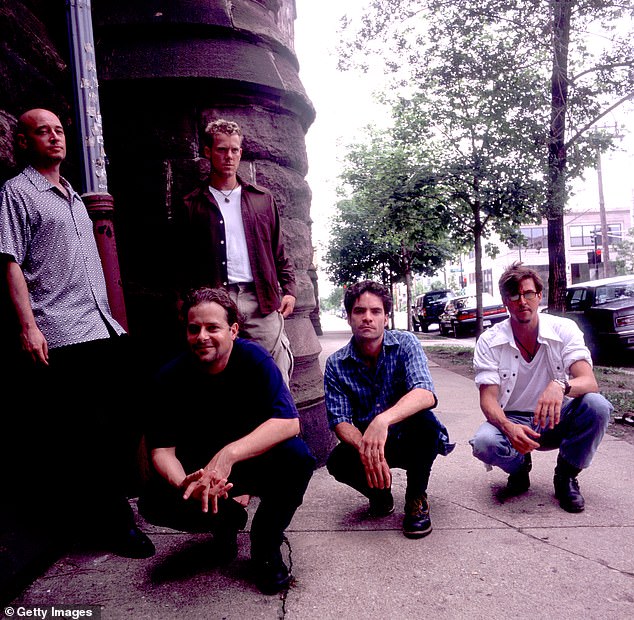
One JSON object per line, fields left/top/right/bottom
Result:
{"left": 173, "top": 176, "right": 296, "bottom": 315}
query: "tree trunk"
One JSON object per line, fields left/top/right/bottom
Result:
{"left": 546, "top": 0, "right": 572, "bottom": 311}
{"left": 473, "top": 177, "right": 484, "bottom": 337}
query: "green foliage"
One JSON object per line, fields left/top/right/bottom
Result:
{"left": 320, "top": 287, "right": 345, "bottom": 312}
{"left": 325, "top": 128, "right": 454, "bottom": 287}
{"left": 614, "top": 227, "right": 634, "bottom": 275}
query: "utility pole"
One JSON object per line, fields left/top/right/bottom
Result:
{"left": 66, "top": 0, "right": 128, "bottom": 329}
{"left": 592, "top": 123, "right": 624, "bottom": 279}
{"left": 596, "top": 147, "right": 611, "bottom": 278}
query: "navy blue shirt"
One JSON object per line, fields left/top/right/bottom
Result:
{"left": 146, "top": 337, "right": 298, "bottom": 472}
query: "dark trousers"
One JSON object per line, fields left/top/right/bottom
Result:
{"left": 327, "top": 410, "right": 444, "bottom": 502}
{"left": 139, "top": 436, "right": 316, "bottom": 560}
{"left": 6, "top": 336, "right": 143, "bottom": 541}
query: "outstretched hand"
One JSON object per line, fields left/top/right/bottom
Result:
{"left": 181, "top": 468, "right": 233, "bottom": 514}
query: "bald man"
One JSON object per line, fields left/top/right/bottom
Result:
{"left": 0, "top": 109, "right": 154, "bottom": 558}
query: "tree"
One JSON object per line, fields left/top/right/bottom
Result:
{"left": 321, "top": 287, "right": 345, "bottom": 313}
{"left": 326, "top": 127, "right": 453, "bottom": 330}
{"left": 339, "top": 0, "right": 634, "bottom": 312}
{"left": 325, "top": 196, "right": 389, "bottom": 285}
{"left": 338, "top": 7, "right": 548, "bottom": 334}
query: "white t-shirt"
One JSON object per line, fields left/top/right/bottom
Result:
{"left": 504, "top": 346, "right": 551, "bottom": 412}
{"left": 210, "top": 185, "right": 253, "bottom": 283}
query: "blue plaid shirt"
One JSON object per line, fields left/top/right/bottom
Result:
{"left": 324, "top": 330, "right": 453, "bottom": 453}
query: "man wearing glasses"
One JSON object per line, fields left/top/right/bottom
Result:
{"left": 469, "top": 262, "right": 612, "bottom": 512}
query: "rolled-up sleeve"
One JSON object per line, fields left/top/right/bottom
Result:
{"left": 561, "top": 320, "right": 593, "bottom": 371}
{"left": 474, "top": 336, "right": 502, "bottom": 388}
{"left": 401, "top": 332, "right": 436, "bottom": 395}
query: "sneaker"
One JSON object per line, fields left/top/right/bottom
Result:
{"left": 368, "top": 488, "right": 395, "bottom": 518}
{"left": 402, "top": 494, "right": 432, "bottom": 539}
{"left": 554, "top": 474, "right": 585, "bottom": 513}
{"left": 505, "top": 453, "right": 532, "bottom": 496}
{"left": 252, "top": 552, "right": 290, "bottom": 595}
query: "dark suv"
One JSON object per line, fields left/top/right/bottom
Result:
{"left": 565, "top": 274, "right": 634, "bottom": 362}
{"left": 413, "top": 290, "right": 455, "bottom": 332}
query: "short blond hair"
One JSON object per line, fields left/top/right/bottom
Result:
{"left": 204, "top": 119, "right": 243, "bottom": 147}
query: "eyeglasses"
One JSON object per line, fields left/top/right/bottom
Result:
{"left": 507, "top": 291, "right": 538, "bottom": 302}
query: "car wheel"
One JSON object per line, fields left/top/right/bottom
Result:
{"left": 421, "top": 321, "right": 429, "bottom": 333}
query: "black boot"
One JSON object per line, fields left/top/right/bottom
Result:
{"left": 554, "top": 456, "right": 585, "bottom": 513}
{"left": 506, "top": 453, "right": 532, "bottom": 496}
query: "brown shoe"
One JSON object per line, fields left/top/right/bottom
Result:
{"left": 402, "top": 494, "right": 432, "bottom": 539}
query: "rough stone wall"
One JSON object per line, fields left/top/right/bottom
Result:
{"left": 0, "top": 1, "right": 69, "bottom": 181}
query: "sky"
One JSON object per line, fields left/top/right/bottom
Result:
{"left": 293, "top": 2, "right": 634, "bottom": 298}
{"left": 294, "top": 0, "right": 387, "bottom": 296}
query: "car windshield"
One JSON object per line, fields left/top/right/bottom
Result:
{"left": 426, "top": 292, "right": 449, "bottom": 304}
{"left": 594, "top": 280, "right": 634, "bottom": 305}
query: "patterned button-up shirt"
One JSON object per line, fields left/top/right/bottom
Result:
{"left": 324, "top": 330, "right": 453, "bottom": 453}
{"left": 0, "top": 166, "right": 124, "bottom": 349}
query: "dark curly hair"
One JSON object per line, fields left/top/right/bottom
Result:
{"left": 344, "top": 280, "right": 392, "bottom": 316}
{"left": 181, "top": 287, "right": 243, "bottom": 328}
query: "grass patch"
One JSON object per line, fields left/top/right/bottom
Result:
{"left": 425, "top": 345, "right": 474, "bottom": 366}
{"left": 594, "top": 366, "right": 634, "bottom": 417}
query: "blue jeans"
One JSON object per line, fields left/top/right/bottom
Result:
{"left": 469, "top": 393, "right": 612, "bottom": 474}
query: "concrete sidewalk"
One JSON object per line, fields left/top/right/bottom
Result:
{"left": 5, "top": 329, "right": 634, "bottom": 619}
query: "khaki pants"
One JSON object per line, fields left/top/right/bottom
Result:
{"left": 227, "top": 283, "right": 294, "bottom": 385}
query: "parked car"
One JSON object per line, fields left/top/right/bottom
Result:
{"left": 564, "top": 274, "right": 634, "bottom": 362}
{"left": 413, "top": 290, "right": 456, "bottom": 332}
{"left": 439, "top": 292, "right": 508, "bottom": 338}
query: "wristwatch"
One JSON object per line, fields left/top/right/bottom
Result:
{"left": 553, "top": 379, "right": 571, "bottom": 395}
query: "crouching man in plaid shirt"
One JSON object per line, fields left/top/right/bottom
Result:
{"left": 324, "top": 280, "right": 454, "bottom": 538}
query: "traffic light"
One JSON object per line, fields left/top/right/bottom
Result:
{"left": 587, "top": 249, "right": 602, "bottom": 265}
